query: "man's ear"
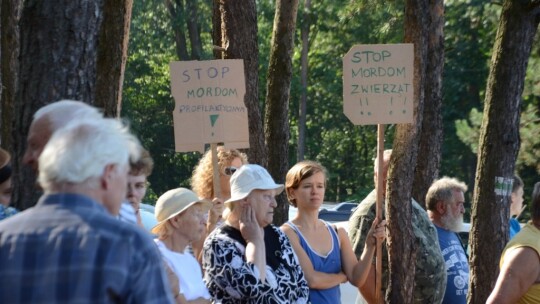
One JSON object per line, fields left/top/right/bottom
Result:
{"left": 101, "top": 164, "right": 117, "bottom": 190}
{"left": 436, "top": 201, "right": 446, "bottom": 214}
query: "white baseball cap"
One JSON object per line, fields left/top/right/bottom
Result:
{"left": 224, "top": 164, "right": 284, "bottom": 205}
{"left": 152, "top": 187, "right": 211, "bottom": 234}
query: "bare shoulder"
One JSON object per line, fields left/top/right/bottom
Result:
{"left": 280, "top": 223, "right": 298, "bottom": 240}
{"left": 504, "top": 246, "right": 540, "bottom": 282}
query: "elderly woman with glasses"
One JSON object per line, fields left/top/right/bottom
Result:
{"left": 190, "top": 146, "right": 248, "bottom": 259}
{"left": 153, "top": 187, "right": 213, "bottom": 304}
{"left": 202, "top": 164, "right": 310, "bottom": 304}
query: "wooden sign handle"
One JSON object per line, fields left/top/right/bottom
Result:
{"left": 211, "top": 143, "right": 221, "bottom": 198}
{"left": 375, "top": 124, "right": 385, "bottom": 304}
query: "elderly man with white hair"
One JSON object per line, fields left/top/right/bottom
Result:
{"left": 426, "top": 177, "right": 470, "bottom": 304}
{"left": 0, "top": 118, "right": 174, "bottom": 303}
{"left": 22, "top": 99, "right": 138, "bottom": 224}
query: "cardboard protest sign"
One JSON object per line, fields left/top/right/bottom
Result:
{"left": 170, "top": 60, "right": 249, "bottom": 153}
{"left": 343, "top": 44, "right": 414, "bottom": 125}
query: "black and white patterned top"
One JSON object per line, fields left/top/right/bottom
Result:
{"left": 202, "top": 224, "right": 310, "bottom": 304}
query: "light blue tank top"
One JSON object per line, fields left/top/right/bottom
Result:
{"left": 287, "top": 220, "right": 342, "bottom": 304}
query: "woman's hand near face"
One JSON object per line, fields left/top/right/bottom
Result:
{"left": 239, "top": 204, "right": 263, "bottom": 243}
{"left": 239, "top": 203, "right": 267, "bottom": 282}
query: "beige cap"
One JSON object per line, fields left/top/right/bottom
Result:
{"left": 151, "top": 188, "right": 211, "bottom": 234}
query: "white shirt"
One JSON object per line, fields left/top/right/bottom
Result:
{"left": 117, "top": 202, "right": 137, "bottom": 225}
{"left": 155, "top": 239, "right": 211, "bottom": 301}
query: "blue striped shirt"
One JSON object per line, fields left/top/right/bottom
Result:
{"left": 0, "top": 193, "right": 174, "bottom": 304}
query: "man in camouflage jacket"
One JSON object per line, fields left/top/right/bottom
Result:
{"left": 348, "top": 150, "right": 446, "bottom": 303}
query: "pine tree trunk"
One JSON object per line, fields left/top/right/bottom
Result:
{"left": 213, "top": 0, "right": 266, "bottom": 166}
{"left": 297, "top": 0, "right": 311, "bottom": 162}
{"left": 264, "top": 0, "right": 299, "bottom": 225}
{"left": 11, "top": 0, "right": 128, "bottom": 210}
{"left": 185, "top": 0, "right": 202, "bottom": 60}
{"left": 386, "top": 0, "right": 429, "bottom": 302}
{"left": 468, "top": 1, "right": 540, "bottom": 303}
{"left": 95, "top": 0, "right": 133, "bottom": 117}
{"left": 412, "top": 0, "right": 444, "bottom": 208}
{"left": 0, "top": 0, "right": 22, "bottom": 149}
{"left": 166, "top": 0, "right": 189, "bottom": 61}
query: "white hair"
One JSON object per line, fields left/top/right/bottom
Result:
{"left": 34, "top": 100, "right": 103, "bottom": 132}
{"left": 38, "top": 118, "right": 141, "bottom": 190}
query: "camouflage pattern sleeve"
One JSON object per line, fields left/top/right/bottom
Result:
{"left": 411, "top": 200, "right": 447, "bottom": 304}
{"left": 348, "top": 190, "right": 377, "bottom": 259}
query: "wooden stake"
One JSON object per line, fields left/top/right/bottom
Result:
{"left": 211, "top": 143, "right": 221, "bottom": 198}
{"left": 375, "top": 124, "right": 385, "bottom": 304}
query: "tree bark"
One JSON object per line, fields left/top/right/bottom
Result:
{"left": 297, "top": 0, "right": 311, "bottom": 162}
{"left": 386, "top": 0, "right": 429, "bottom": 302}
{"left": 11, "top": 0, "right": 129, "bottom": 210}
{"left": 185, "top": 0, "right": 202, "bottom": 60}
{"left": 468, "top": 1, "right": 540, "bottom": 303}
{"left": 264, "top": 0, "right": 299, "bottom": 225}
{"left": 213, "top": 0, "right": 266, "bottom": 166}
{"left": 95, "top": 0, "right": 133, "bottom": 117}
{"left": 0, "top": 0, "right": 22, "bottom": 150}
{"left": 166, "top": 0, "right": 189, "bottom": 61}
{"left": 412, "top": 0, "right": 444, "bottom": 208}
{"left": 13, "top": 0, "right": 104, "bottom": 210}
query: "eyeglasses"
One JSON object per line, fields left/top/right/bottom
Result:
{"left": 223, "top": 166, "right": 238, "bottom": 176}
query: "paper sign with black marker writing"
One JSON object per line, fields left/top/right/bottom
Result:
{"left": 343, "top": 44, "right": 414, "bottom": 125}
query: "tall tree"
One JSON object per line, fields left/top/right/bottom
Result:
{"left": 166, "top": 0, "right": 204, "bottom": 61}
{"left": 386, "top": 0, "right": 429, "bottom": 302}
{"left": 264, "top": 0, "right": 299, "bottom": 225}
{"left": 10, "top": 1, "right": 132, "bottom": 210}
{"left": 185, "top": 0, "right": 203, "bottom": 60}
{"left": 0, "top": 0, "right": 22, "bottom": 149}
{"left": 213, "top": 0, "right": 266, "bottom": 165}
{"left": 297, "top": 0, "right": 311, "bottom": 162}
{"left": 95, "top": 0, "right": 133, "bottom": 117}
{"left": 412, "top": 0, "right": 444, "bottom": 207}
{"left": 468, "top": 1, "right": 540, "bottom": 303}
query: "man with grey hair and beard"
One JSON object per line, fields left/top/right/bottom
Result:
{"left": 0, "top": 118, "right": 173, "bottom": 303}
{"left": 426, "top": 177, "right": 470, "bottom": 304}
{"left": 22, "top": 99, "right": 137, "bottom": 224}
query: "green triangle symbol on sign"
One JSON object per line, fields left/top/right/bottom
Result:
{"left": 210, "top": 114, "right": 219, "bottom": 127}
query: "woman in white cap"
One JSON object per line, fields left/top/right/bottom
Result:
{"left": 202, "top": 164, "right": 310, "bottom": 304}
{"left": 152, "top": 187, "right": 213, "bottom": 304}
{"left": 281, "top": 160, "right": 386, "bottom": 304}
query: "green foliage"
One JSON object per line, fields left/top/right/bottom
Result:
{"left": 124, "top": 0, "right": 539, "bottom": 206}
{"left": 440, "top": 0, "right": 500, "bottom": 185}
{"left": 123, "top": 0, "right": 213, "bottom": 203}
{"left": 286, "top": 0, "right": 403, "bottom": 201}
{"left": 455, "top": 108, "right": 482, "bottom": 153}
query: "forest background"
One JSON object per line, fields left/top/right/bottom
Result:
{"left": 123, "top": 0, "right": 539, "bottom": 221}
{"left": 0, "top": 0, "right": 538, "bottom": 302}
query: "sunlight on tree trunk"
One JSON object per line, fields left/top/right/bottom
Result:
{"left": 412, "top": 0, "right": 444, "bottom": 208}
{"left": 264, "top": 0, "right": 299, "bottom": 225}
{"left": 213, "top": 0, "right": 267, "bottom": 166}
{"left": 95, "top": 0, "right": 133, "bottom": 117}
{"left": 468, "top": 1, "right": 540, "bottom": 303}
{"left": 386, "top": 0, "right": 429, "bottom": 302}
